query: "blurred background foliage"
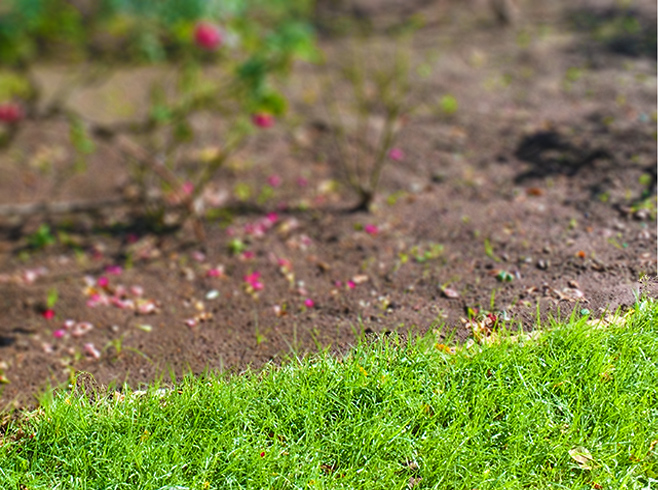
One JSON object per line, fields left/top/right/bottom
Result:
{"left": 0, "top": 0, "right": 319, "bottom": 112}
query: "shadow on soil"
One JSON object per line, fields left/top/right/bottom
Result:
{"left": 567, "top": 4, "right": 657, "bottom": 59}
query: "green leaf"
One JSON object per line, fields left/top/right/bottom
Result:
{"left": 439, "top": 95, "right": 458, "bottom": 115}
{"left": 46, "top": 288, "right": 58, "bottom": 309}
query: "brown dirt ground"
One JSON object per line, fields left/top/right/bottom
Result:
{"left": 0, "top": 0, "right": 656, "bottom": 410}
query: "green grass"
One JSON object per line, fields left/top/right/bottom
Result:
{"left": 1, "top": 300, "right": 657, "bottom": 489}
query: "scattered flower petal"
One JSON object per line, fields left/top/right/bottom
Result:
{"left": 71, "top": 322, "right": 93, "bottom": 337}
{"left": 267, "top": 174, "right": 282, "bottom": 187}
{"left": 388, "top": 147, "right": 404, "bottom": 161}
{"left": 364, "top": 224, "right": 379, "bottom": 236}
{"left": 105, "top": 265, "right": 123, "bottom": 276}
{"left": 53, "top": 329, "right": 66, "bottom": 339}
{"left": 42, "top": 309, "right": 55, "bottom": 320}
{"left": 84, "top": 343, "right": 101, "bottom": 360}
{"left": 0, "top": 102, "right": 24, "bottom": 124}
{"left": 441, "top": 287, "right": 460, "bottom": 299}
{"left": 206, "top": 267, "right": 225, "bottom": 278}
{"left": 253, "top": 113, "right": 275, "bottom": 129}
{"left": 304, "top": 298, "right": 315, "bottom": 308}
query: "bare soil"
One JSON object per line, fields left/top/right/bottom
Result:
{"left": 0, "top": 0, "right": 656, "bottom": 410}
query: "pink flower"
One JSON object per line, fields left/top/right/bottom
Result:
{"left": 388, "top": 147, "right": 404, "bottom": 161}
{"left": 97, "top": 276, "right": 109, "bottom": 288}
{"left": 266, "top": 212, "right": 279, "bottom": 224}
{"left": 182, "top": 181, "right": 194, "bottom": 195}
{"left": 253, "top": 113, "right": 274, "bottom": 129}
{"left": 105, "top": 265, "right": 123, "bottom": 275}
{"left": 194, "top": 22, "right": 222, "bottom": 50}
{"left": 0, "top": 102, "right": 24, "bottom": 124}
{"left": 364, "top": 224, "right": 379, "bottom": 236}
{"left": 304, "top": 298, "right": 315, "bottom": 308}
{"left": 267, "top": 175, "right": 282, "bottom": 187}
{"left": 53, "top": 329, "right": 66, "bottom": 339}
{"left": 347, "top": 280, "right": 356, "bottom": 289}
{"left": 42, "top": 309, "right": 55, "bottom": 320}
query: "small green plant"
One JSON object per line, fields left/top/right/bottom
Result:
{"left": 438, "top": 94, "right": 458, "bottom": 115}
{"left": 46, "top": 288, "right": 58, "bottom": 310}
{"left": 317, "top": 24, "right": 421, "bottom": 211}
{"left": 28, "top": 224, "right": 56, "bottom": 250}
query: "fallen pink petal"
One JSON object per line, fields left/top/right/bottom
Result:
{"left": 267, "top": 174, "right": 282, "bottom": 187}
{"left": 192, "top": 250, "right": 206, "bottom": 262}
{"left": 244, "top": 271, "right": 261, "bottom": 283}
{"left": 347, "top": 280, "right": 356, "bottom": 289}
{"left": 253, "top": 113, "right": 275, "bottom": 129}
{"left": 364, "top": 224, "right": 379, "bottom": 235}
{"left": 388, "top": 147, "right": 404, "bottom": 161}
{"left": 130, "top": 285, "right": 144, "bottom": 297}
{"left": 72, "top": 322, "right": 94, "bottom": 337}
{"left": 105, "top": 265, "right": 123, "bottom": 275}
{"left": 304, "top": 298, "right": 315, "bottom": 308}
{"left": 97, "top": 276, "right": 109, "bottom": 288}
{"left": 53, "top": 329, "right": 66, "bottom": 339}
{"left": 84, "top": 343, "right": 101, "bottom": 360}
{"left": 206, "top": 267, "right": 224, "bottom": 278}
{"left": 42, "top": 309, "right": 55, "bottom": 320}
{"left": 0, "top": 102, "right": 24, "bottom": 124}
{"left": 136, "top": 300, "right": 157, "bottom": 315}
{"left": 185, "top": 318, "right": 197, "bottom": 328}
